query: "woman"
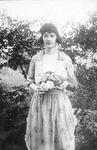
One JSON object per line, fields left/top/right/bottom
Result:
{"left": 25, "top": 23, "right": 77, "bottom": 150}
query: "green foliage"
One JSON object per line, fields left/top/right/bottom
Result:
{"left": 0, "top": 66, "right": 30, "bottom": 126}
{"left": 0, "top": 12, "right": 42, "bottom": 78}
{"left": 0, "top": 67, "right": 26, "bottom": 90}
{"left": 74, "top": 12, "right": 97, "bottom": 52}
{"left": 0, "top": 66, "right": 30, "bottom": 149}
{"left": 75, "top": 109, "right": 97, "bottom": 150}
{"left": 60, "top": 12, "right": 97, "bottom": 150}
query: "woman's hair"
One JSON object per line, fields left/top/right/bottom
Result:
{"left": 38, "top": 23, "right": 62, "bottom": 44}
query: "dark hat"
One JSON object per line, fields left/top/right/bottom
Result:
{"left": 38, "top": 23, "right": 62, "bottom": 44}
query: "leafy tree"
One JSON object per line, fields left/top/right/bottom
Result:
{"left": 0, "top": 11, "right": 43, "bottom": 78}
{"left": 0, "top": 10, "right": 46, "bottom": 150}
{"left": 60, "top": 11, "right": 97, "bottom": 150}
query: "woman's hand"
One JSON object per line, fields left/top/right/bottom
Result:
{"left": 29, "top": 83, "right": 38, "bottom": 92}
{"left": 37, "top": 86, "right": 48, "bottom": 94}
{"left": 59, "top": 81, "right": 69, "bottom": 89}
{"left": 60, "top": 81, "right": 75, "bottom": 92}
{"left": 29, "top": 83, "right": 47, "bottom": 94}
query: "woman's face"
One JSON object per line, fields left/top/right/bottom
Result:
{"left": 43, "top": 32, "right": 57, "bottom": 48}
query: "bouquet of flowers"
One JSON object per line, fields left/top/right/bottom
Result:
{"left": 39, "top": 71, "right": 66, "bottom": 92}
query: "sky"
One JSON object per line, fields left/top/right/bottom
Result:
{"left": 0, "top": 0, "right": 97, "bottom": 31}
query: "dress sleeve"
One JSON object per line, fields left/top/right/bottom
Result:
{"left": 66, "top": 56, "right": 77, "bottom": 88}
{"left": 26, "top": 56, "right": 35, "bottom": 86}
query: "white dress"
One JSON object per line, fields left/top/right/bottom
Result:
{"left": 25, "top": 50, "right": 77, "bottom": 150}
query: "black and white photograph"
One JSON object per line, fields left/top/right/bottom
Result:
{"left": 0, "top": 0, "right": 97, "bottom": 150}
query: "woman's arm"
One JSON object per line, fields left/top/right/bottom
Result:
{"left": 66, "top": 56, "right": 77, "bottom": 91}
{"left": 60, "top": 55, "right": 77, "bottom": 92}
{"left": 26, "top": 56, "right": 38, "bottom": 92}
{"left": 26, "top": 56, "right": 47, "bottom": 94}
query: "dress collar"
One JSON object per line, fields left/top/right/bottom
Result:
{"left": 37, "top": 50, "right": 64, "bottom": 60}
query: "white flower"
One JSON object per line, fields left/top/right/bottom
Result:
{"left": 46, "top": 81, "right": 54, "bottom": 89}
{"left": 40, "top": 82, "right": 48, "bottom": 91}
{"left": 40, "top": 81, "right": 54, "bottom": 91}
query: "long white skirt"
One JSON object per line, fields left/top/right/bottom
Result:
{"left": 25, "top": 89, "right": 77, "bottom": 150}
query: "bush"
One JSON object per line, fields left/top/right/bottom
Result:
{"left": 0, "top": 67, "right": 31, "bottom": 149}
